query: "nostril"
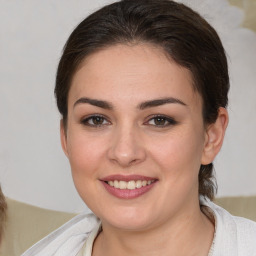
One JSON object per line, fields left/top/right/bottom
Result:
{"left": 107, "top": 134, "right": 146, "bottom": 167}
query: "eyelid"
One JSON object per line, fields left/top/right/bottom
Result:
{"left": 144, "top": 114, "right": 177, "bottom": 127}
{"left": 80, "top": 114, "right": 111, "bottom": 127}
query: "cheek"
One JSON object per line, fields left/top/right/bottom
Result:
{"left": 149, "top": 128, "right": 205, "bottom": 177}
{"left": 67, "top": 131, "right": 107, "bottom": 178}
{"left": 66, "top": 132, "right": 109, "bottom": 207}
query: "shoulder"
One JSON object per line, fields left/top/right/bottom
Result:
{"left": 21, "top": 213, "right": 99, "bottom": 256}
{"left": 201, "top": 197, "right": 256, "bottom": 255}
{"left": 208, "top": 199, "right": 256, "bottom": 235}
{"left": 232, "top": 215, "right": 256, "bottom": 253}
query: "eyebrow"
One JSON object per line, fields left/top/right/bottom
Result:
{"left": 73, "top": 97, "right": 113, "bottom": 110}
{"left": 73, "top": 97, "right": 187, "bottom": 110}
{"left": 138, "top": 97, "right": 187, "bottom": 110}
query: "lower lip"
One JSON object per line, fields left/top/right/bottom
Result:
{"left": 101, "top": 181, "right": 157, "bottom": 199}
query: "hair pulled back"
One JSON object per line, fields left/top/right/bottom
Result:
{"left": 55, "top": 0, "right": 230, "bottom": 200}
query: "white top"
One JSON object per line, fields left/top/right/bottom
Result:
{"left": 21, "top": 198, "right": 256, "bottom": 256}
{"left": 76, "top": 224, "right": 101, "bottom": 256}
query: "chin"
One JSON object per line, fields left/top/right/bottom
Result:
{"left": 97, "top": 206, "right": 159, "bottom": 231}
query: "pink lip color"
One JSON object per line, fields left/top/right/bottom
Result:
{"left": 100, "top": 175, "right": 158, "bottom": 199}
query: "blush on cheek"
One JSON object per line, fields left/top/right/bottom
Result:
{"left": 68, "top": 128, "right": 112, "bottom": 163}
{"left": 70, "top": 152, "right": 98, "bottom": 176}
{"left": 158, "top": 135, "right": 202, "bottom": 175}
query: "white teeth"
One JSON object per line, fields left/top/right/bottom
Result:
{"left": 142, "top": 180, "right": 147, "bottom": 187}
{"left": 127, "top": 181, "right": 136, "bottom": 190}
{"left": 136, "top": 180, "right": 142, "bottom": 188}
{"left": 119, "top": 181, "right": 127, "bottom": 189}
{"left": 114, "top": 180, "right": 119, "bottom": 188}
{"left": 107, "top": 179, "right": 155, "bottom": 190}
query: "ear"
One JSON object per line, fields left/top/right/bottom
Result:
{"left": 201, "top": 107, "right": 229, "bottom": 165}
{"left": 60, "top": 119, "right": 69, "bottom": 157}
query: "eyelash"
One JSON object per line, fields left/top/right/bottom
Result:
{"left": 81, "top": 114, "right": 177, "bottom": 128}
{"left": 81, "top": 114, "right": 111, "bottom": 127}
{"left": 145, "top": 115, "right": 177, "bottom": 127}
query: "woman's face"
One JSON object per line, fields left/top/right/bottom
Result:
{"left": 61, "top": 44, "right": 211, "bottom": 231}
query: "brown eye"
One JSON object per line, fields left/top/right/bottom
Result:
{"left": 81, "top": 115, "right": 110, "bottom": 127}
{"left": 91, "top": 116, "right": 105, "bottom": 125}
{"left": 147, "top": 115, "right": 177, "bottom": 127}
{"left": 154, "top": 117, "right": 167, "bottom": 126}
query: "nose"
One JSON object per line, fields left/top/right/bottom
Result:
{"left": 107, "top": 125, "right": 146, "bottom": 167}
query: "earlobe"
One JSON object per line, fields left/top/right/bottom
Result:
{"left": 60, "top": 119, "right": 69, "bottom": 157}
{"left": 201, "top": 107, "right": 229, "bottom": 165}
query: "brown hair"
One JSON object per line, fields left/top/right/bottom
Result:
{"left": 0, "top": 186, "right": 7, "bottom": 242}
{"left": 55, "top": 0, "right": 229, "bottom": 200}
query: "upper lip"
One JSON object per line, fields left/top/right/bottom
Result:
{"left": 100, "top": 174, "right": 158, "bottom": 182}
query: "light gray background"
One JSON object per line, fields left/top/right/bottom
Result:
{"left": 1, "top": 0, "right": 256, "bottom": 213}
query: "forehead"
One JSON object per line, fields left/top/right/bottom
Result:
{"left": 69, "top": 43, "right": 201, "bottom": 108}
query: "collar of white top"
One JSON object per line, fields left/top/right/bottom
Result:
{"left": 80, "top": 222, "right": 102, "bottom": 256}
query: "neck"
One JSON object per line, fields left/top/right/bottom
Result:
{"left": 93, "top": 201, "right": 214, "bottom": 256}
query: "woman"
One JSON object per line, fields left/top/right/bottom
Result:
{"left": 22, "top": 0, "right": 256, "bottom": 255}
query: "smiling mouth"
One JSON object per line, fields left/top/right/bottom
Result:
{"left": 106, "top": 180, "right": 156, "bottom": 190}
{"left": 101, "top": 175, "right": 158, "bottom": 199}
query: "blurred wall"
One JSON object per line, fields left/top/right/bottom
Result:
{"left": 0, "top": 0, "right": 255, "bottom": 213}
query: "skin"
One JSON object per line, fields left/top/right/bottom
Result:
{"left": 61, "top": 44, "right": 228, "bottom": 255}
